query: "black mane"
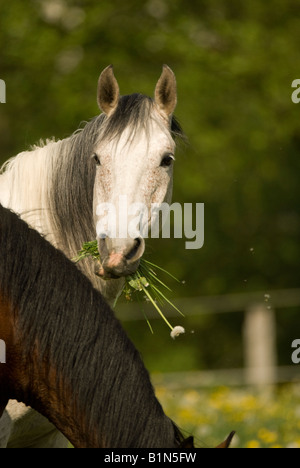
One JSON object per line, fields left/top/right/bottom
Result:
{"left": 0, "top": 205, "right": 183, "bottom": 447}
{"left": 97, "top": 93, "right": 185, "bottom": 142}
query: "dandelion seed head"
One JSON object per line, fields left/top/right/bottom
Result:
{"left": 170, "top": 326, "right": 185, "bottom": 339}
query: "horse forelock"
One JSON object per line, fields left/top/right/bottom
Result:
{"left": 97, "top": 93, "right": 185, "bottom": 145}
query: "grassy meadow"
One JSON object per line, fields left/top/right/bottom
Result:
{"left": 155, "top": 383, "right": 300, "bottom": 448}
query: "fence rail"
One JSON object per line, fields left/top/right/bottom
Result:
{"left": 151, "top": 366, "right": 300, "bottom": 390}
{"left": 117, "top": 288, "right": 300, "bottom": 388}
{"left": 117, "top": 288, "right": 300, "bottom": 320}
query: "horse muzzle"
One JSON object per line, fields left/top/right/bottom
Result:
{"left": 95, "top": 236, "right": 145, "bottom": 279}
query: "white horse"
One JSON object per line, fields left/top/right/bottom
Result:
{"left": 0, "top": 65, "right": 183, "bottom": 447}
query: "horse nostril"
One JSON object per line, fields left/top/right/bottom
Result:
{"left": 135, "top": 237, "right": 141, "bottom": 248}
{"left": 125, "top": 237, "right": 143, "bottom": 262}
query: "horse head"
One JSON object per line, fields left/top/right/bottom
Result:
{"left": 92, "top": 65, "right": 178, "bottom": 280}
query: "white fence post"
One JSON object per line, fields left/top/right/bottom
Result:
{"left": 243, "top": 304, "right": 277, "bottom": 388}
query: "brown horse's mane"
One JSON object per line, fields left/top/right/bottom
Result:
{"left": 0, "top": 204, "right": 184, "bottom": 447}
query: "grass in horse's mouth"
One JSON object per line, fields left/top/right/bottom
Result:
{"left": 73, "top": 240, "right": 185, "bottom": 338}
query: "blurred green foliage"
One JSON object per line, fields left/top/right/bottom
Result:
{"left": 0, "top": 0, "right": 299, "bottom": 372}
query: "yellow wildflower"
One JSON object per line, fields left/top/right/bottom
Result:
{"left": 258, "top": 428, "right": 278, "bottom": 445}
{"left": 246, "top": 440, "right": 261, "bottom": 448}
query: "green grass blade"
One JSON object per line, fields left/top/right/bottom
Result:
{"left": 74, "top": 241, "right": 185, "bottom": 332}
{"left": 138, "top": 264, "right": 172, "bottom": 292}
{"left": 142, "top": 260, "right": 181, "bottom": 283}
{"left": 142, "top": 286, "right": 173, "bottom": 331}
{"left": 150, "top": 284, "right": 185, "bottom": 317}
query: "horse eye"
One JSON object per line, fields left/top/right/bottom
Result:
{"left": 93, "top": 154, "right": 101, "bottom": 166}
{"left": 160, "top": 154, "right": 174, "bottom": 168}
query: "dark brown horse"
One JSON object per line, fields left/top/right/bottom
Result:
{"left": 0, "top": 205, "right": 234, "bottom": 448}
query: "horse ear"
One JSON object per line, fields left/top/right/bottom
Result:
{"left": 216, "top": 431, "right": 235, "bottom": 448}
{"left": 180, "top": 436, "right": 194, "bottom": 448}
{"left": 154, "top": 65, "right": 177, "bottom": 119}
{"left": 97, "top": 65, "right": 120, "bottom": 116}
